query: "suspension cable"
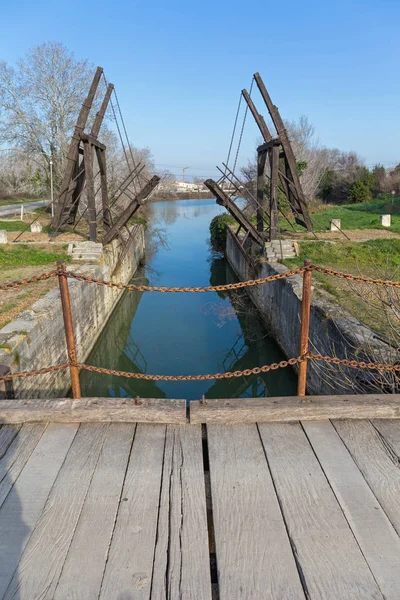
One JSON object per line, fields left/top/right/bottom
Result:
{"left": 225, "top": 92, "right": 243, "bottom": 174}
{"left": 232, "top": 76, "right": 254, "bottom": 176}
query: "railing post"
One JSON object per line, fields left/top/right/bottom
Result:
{"left": 0, "top": 365, "right": 15, "bottom": 399}
{"left": 57, "top": 261, "right": 81, "bottom": 399}
{"left": 297, "top": 259, "right": 313, "bottom": 396}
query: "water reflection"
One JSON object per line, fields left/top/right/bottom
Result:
{"left": 81, "top": 199, "right": 297, "bottom": 400}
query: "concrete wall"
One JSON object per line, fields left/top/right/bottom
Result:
{"left": 226, "top": 228, "right": 394, "bottom": 394}
{"left": 0, "top": 225, "right": 145, "bottom": 398}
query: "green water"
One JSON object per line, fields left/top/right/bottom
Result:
{"left": 80, "top": 199, "right": 297, "bottom": 400}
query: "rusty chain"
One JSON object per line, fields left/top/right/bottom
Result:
{"left": 1, "top": 354, "right": 399, "bottom": 383}
{"left": 0, "top": 270, "right": 58, "bottom": 291}
{"left": 64, "top": 267, "right": 308, "bottom": 292}
{"left": 0, "top": 363, "right": 69, "bottom": 381}
{"left": 0, "top": 264, "right": 400, "bottom": 292}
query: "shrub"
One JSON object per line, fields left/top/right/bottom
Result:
{"left": 349, "top": 179, "right": 372, "bottom": 204}
{"left": 209, "top": 213, "right": 235, "bottom": 250}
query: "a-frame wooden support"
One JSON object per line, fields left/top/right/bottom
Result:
{"left": 51, "top": 68, "right": 115, "bottom": 241}
{"left": 241, "top": 74, "right": 313, "bottom": 233}
{"left": 204, "top": 179, "right": 264, "bottom": 246}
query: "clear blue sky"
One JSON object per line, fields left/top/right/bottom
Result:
{"left": 1, "top": 0, "right": 399, "bottom": 181}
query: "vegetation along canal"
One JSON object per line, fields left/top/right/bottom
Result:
{"left": 81, "top": 199, "right": 297, "bottom": 400}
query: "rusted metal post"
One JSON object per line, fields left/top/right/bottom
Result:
{"left": 57, "top": 261, "right": 81, "bottom": 399}
{"left": 297, "top": 259, "right": 313, "bottom": 396}
{"left": 0, "top": 365, "right": 15, "bottom": 399}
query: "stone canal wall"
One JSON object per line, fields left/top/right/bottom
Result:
{"left": 0, "top": 225, "right": 145, "bottom": 398}
{"left": 225, "top": 228, "right": 393, "bottom": 394}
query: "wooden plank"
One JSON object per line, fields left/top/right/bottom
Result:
{"left": 151, "top": 425, "right": 211, "bottom": 600}
{"left": 259, "top": 422, "right": 383, "bottom": 599}
{"left": 54, "top": 423, "right": 135, "bottom": 600}
{"left": 269, "top": 144, "right": 279, "bottom": 240}
{"left": 0, "top": 424, "right": 21, "bottom": 459}
{"left": 0, "top": 423, "right": 46, "bottom": 508}
{"left": 256, "top": 150, "right": 267, "bottom": 232}
{"left": 0, "top": 423, "right": 78, "bottom": 598}
{"left": 91, "top": 83, "right": 114, "bottom": 138}
{"left": 371, "top": 419, "right": 400, "bottom": 457}
{"left": 102, "top": 175, "right": 160, "bottom": 245}
{"left": 190, "top": 394, "right": 400, "bottom": 424}
{"left": 207, "top": 424, "right": 305, "bottom": 599}
{"left": 241, "top": 89, "right": 273, "bottom": 141}
{"left": 84, "top": 141, "right": 97, "bottom": 241}
{"left": 204, "top": 179, "right": 264, "bottom": 245}
{"left": 3, "top": 423, "right": 107, "bottom": 600}
{"left": 99, "top": 424, "right": 166, "bottom": 600}
{"left": 0, "top": 397, "right": 187, "bottom": 424}
{"left": 304, "top": 421, "right": 400, "bottom": 600}
{"left": 334, "top": 420, "right": 400, "bottom": 536}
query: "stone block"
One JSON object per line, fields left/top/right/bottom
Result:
{"left": 30, "top": 221, "right": 43, "bottom": 233}
{"left": 0, "top": 230, "right": 7, "bottom": 244}
{"left": 380, "top": 214, "right": 391, "bottom": 227}
{"left": 330, "top": 219, "right": 341, "bottom": 232}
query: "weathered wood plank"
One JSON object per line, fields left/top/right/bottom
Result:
{"left": 0, "top": 424, "right": 21, "bottom": 459}
{"left": 190, "top": 394, "right": 400, "bottom": 424}
{"left": 0, "top": 423, "right": 78, "bottom": 598}
{"left": 334, "top": 419, "right": 400, "bottom": 537}
{"left": 207, "top": 424, "right": 305, "bottom": 599}
{"left": 371, "top": 419, "right": 400, "bottom": 457}
{"left": 304, "top": 421, "right": 400, "bottom": 600}
{"left": 54, "top": 423, "right": 135, "bottom": 600}
{"left": 259, "top": 422, "right": 383, "bottom": 599}
{"left": 151, "top": 425, "right": 211, "bottom": 600}
{"left": 0, "top": 423, "right": 46, "bottom": 508}
{"left": 99, "top": 424, "right": 166, "bottom": 600}
{"left": 3, "top": 423, "right": 107, "bottom": 600}
{"left": 0, "top": 397, "right": 187, "bottom": 424}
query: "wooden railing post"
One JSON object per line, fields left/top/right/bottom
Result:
{"left": 57, "top": 261, "right": 81, "bottom": 399}
{"left": 297, "top": 259, "right": 313, "bottom": 396}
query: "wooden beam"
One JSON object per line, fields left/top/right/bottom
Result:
{"left": 102, "top": 175, "right": 160, "bottom": 245}
{"left": 254, "top": 72, "right": 313, "bottom": 231}
{"left": 52, "top": 67, "right": 103, "bottom": 229}
{"left": 269, "top": 144, "right": 279, "bottom": 240}
{"left": 95, "top": 147, "right": 112, "bottom": 231}
{"left": 0, "top": 398, "right": 187, "bottom": 424}
{"left": 80, "top": 133, "right": 107, "bottom": 150}
{"left": 256, "top": 151, "right": 267, "bottom": 232}
{"left": 83, "top": 141, "right": 97, "bottom": 241}
{"left": 204, "top": 179, "right": 265, "bottom": 246}
{"left": 190, "top": 395, "right": 400, "bottom": 424}
{"left": 257, "top": 139, "right": 281, "bottom": 153}
{"left": 241, "top": 89, "right": 272, "bottom": 141}
{"left": 91, "top": 83, "right": 114, "bottom": 138}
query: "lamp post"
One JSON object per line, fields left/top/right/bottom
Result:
{"left": 49, "top": 159, "right": 54, "bottom": 218}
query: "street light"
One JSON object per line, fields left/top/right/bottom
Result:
{"left": 49, "top": 159, "right": 54, "bottom": 218}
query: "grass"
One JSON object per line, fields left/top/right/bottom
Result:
{"left": 0, "top": 244, "right": 69, "bottom": 269}
{"left": 0, "top": 219, "right": 51, "bottom": 232}
{"left": 279, "top": 195, "right": 400, "bottom": 234}
{"left": 283, "top": 239, "right": 400, "bottom": 338}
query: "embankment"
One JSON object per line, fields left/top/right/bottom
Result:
{"left": 0, "top": 225, "right": 145, "bottom": 398}
{"left": 225, "top": 228, "right": 394, "bottom": 394}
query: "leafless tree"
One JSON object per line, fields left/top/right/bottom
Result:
{"left": 0, "top": 42, "right": 100, "bottom": 190}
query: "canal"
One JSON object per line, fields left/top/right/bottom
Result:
{"left": 80, "top": 198, "right": 297, "bottom": 400}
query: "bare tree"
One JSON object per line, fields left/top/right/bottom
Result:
{"left": 0, "top": 42, "right": 99, "bottom": 190}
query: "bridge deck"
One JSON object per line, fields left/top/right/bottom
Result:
{"left": 1, "top": 419, "right": 400, "bottom": 599}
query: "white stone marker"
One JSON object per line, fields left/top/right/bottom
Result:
{"left": 30, "top": 221, "right": 43, "bottom": 233}
{"left": 380, "top": 214, "right": 391, "bottom": 227}
{"left": 0, "top": 230, "right": 7, "bottom": 244}
{"left": 330, "top": 219, "right": 341, "bottom": 231}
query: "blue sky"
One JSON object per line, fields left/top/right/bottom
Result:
{"left": 1, "top": 0, "right": 399, "bottom": 181}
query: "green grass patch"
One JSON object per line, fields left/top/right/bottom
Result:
{"left": 0, "top": 197, "right": 43, "bottom": 207}
{"left": 279, "top": 195, "right": 400, "bottom": 234}
{"left": 0, "top": 220, "right": 29, "bottom": 231}
{"left": 0, "top": 245, "right": 69, "bottom": 269}
{"left": 284, "top": 239, "right": 400, "bottom": 275}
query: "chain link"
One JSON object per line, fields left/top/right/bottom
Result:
{"left": 0, "top": 270, "right": 58, "bottom": 291}
{"left": 64, "top": 267, "right": 308, "bottom": 293}
{"left": 313, "top": 266, "right": 400, "bottom": 288}
{"left": 1, "top": 354, "right": 399, "bottom": 383}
